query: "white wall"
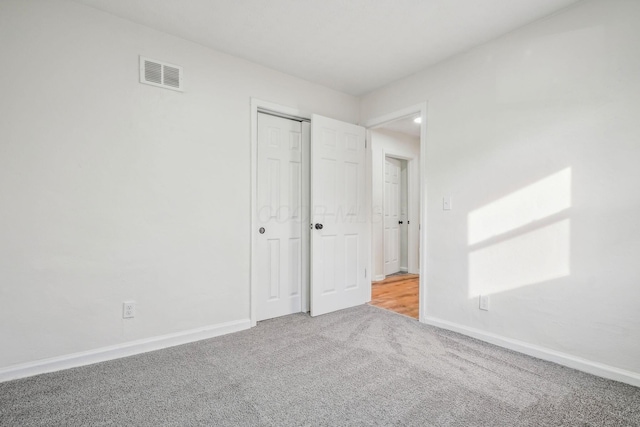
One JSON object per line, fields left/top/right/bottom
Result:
{"left": 0, "top": 0, "right": 359, "bottom": 369}
{"left": 361, "top": 0, "right": 640, "bottom": 374}
{"left": 370, "top": 129, "right": 420, "bottom": 280}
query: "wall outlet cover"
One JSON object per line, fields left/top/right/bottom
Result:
{"left": 123, "top": 301, "right": 136, "bottom": 319}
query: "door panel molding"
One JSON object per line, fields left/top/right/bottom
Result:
{"left": 384, "top": 156, "right": 401, "bottom": 275}
{"left": 250, "top": 99, "right": 311, "bottom": 327}
{"left": 256, "top": 113, "right": 304, "bottom": 321}
{"left": 310, "top": 114, "right": 368, "bottom": 317}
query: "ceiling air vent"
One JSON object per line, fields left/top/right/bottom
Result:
{"left": 139, "top": 56, "right": 183, "bottom": 91}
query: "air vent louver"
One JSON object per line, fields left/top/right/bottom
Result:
{"left": 139, "top": 56, "right": 183, "bottom": 91}
{"left": 144, "top": 61, "right": 162, "bottom": 84}
{"left": 163, "top": 65, "right": 180, "bottom": 88}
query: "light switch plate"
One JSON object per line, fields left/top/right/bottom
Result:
{"left": 443, "top": 196, "right": 452, "bottom": 210}
{"left": 479, "top": 295, "right": 489, "bottom": 311}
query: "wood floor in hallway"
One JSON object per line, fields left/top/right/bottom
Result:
{"left": 369, "top": 273, "right": 419, "bottom": 319}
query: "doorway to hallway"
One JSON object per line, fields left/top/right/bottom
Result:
{"left": 367, "top": 108, "right": 423, "bottom": 320}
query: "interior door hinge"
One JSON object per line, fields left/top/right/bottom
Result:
{"left": 365, "top": 268, "right": 367, "bottom": 278}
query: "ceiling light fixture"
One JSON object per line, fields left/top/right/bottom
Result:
{"left": 414, "top": 117, "right": 422, "bottom": 124}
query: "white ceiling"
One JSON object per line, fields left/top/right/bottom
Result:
{"left": 73, "top": 0, "right": 582, "bottom": 96}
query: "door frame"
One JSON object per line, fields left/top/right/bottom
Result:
{"left": 250, "top": 98, "right": 311, "bottom": 327}
{"left": 365, "top": 102, "right": 428, "bottom": 322}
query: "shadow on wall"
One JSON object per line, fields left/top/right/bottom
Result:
{"left": 467, "top": 168, "right": 572, "bottom": 298}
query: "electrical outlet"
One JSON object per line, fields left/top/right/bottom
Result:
{"left": 123, "top": 301, "right": 136, "bottom": 319}
{"left": 479, "top": 295, "right": 489, "bottom": 311}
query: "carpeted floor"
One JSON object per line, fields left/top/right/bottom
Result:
{"left": 1, "top": 305, "right": 639, "bottom": 426}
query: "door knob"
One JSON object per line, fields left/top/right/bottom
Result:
{"left": 398, "top": 221, "right": 403, "bottom": 225}
{"left": 259, "top": 227, "right": 265, "bottom": 234}
{"left": 315, "top": 223, "right": 323, "bottom": 230}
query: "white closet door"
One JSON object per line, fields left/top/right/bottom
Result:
{"left": 310, "top": 114, "right": 367, "bottom": 317}
{"left": 384, "top": 157, "right": 401, "bottom": 275}
{"left": 256, "top": 113, "right": 304, "bottom": 321}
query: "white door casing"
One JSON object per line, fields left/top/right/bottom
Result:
{"left": 310, "top": 114, "right": 368, "bottom": 317}
{"left": 384, "top": 157, "right": 401, "bottom": 275}
{"left": 256, "top": 113, "right": 307, "bottom": 321}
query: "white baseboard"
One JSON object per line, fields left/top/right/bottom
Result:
{"left": 422, "top": 316, "right": 640, "bottom": 388}
{"left": 0, "top": 319, "right": 251, "bottom": 383}
{"left": 374, "top": 275, "right": 385, "bottom": 282}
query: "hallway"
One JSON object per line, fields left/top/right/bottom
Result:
{"left": 370, "top": 273, "right": 419, "bottom": 319}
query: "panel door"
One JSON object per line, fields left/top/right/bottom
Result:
{"left": 384, "top": 157, "right": 401, "bottom": 275}
{"left": 256, "top": 113, "right": 304, "bottom": 321}
{"left": 310, "top": 114, "right": 367, "bottom": 317}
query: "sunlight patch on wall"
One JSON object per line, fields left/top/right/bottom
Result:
{"left": 468, "top": 219, "right": 570, "bottom": 297}
{"left": 468, "top": 168, "right": 571, "bottom": 245}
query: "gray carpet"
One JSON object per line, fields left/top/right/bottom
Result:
{"left": 1, "top": 305, "right": 639, "bottom": 426}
